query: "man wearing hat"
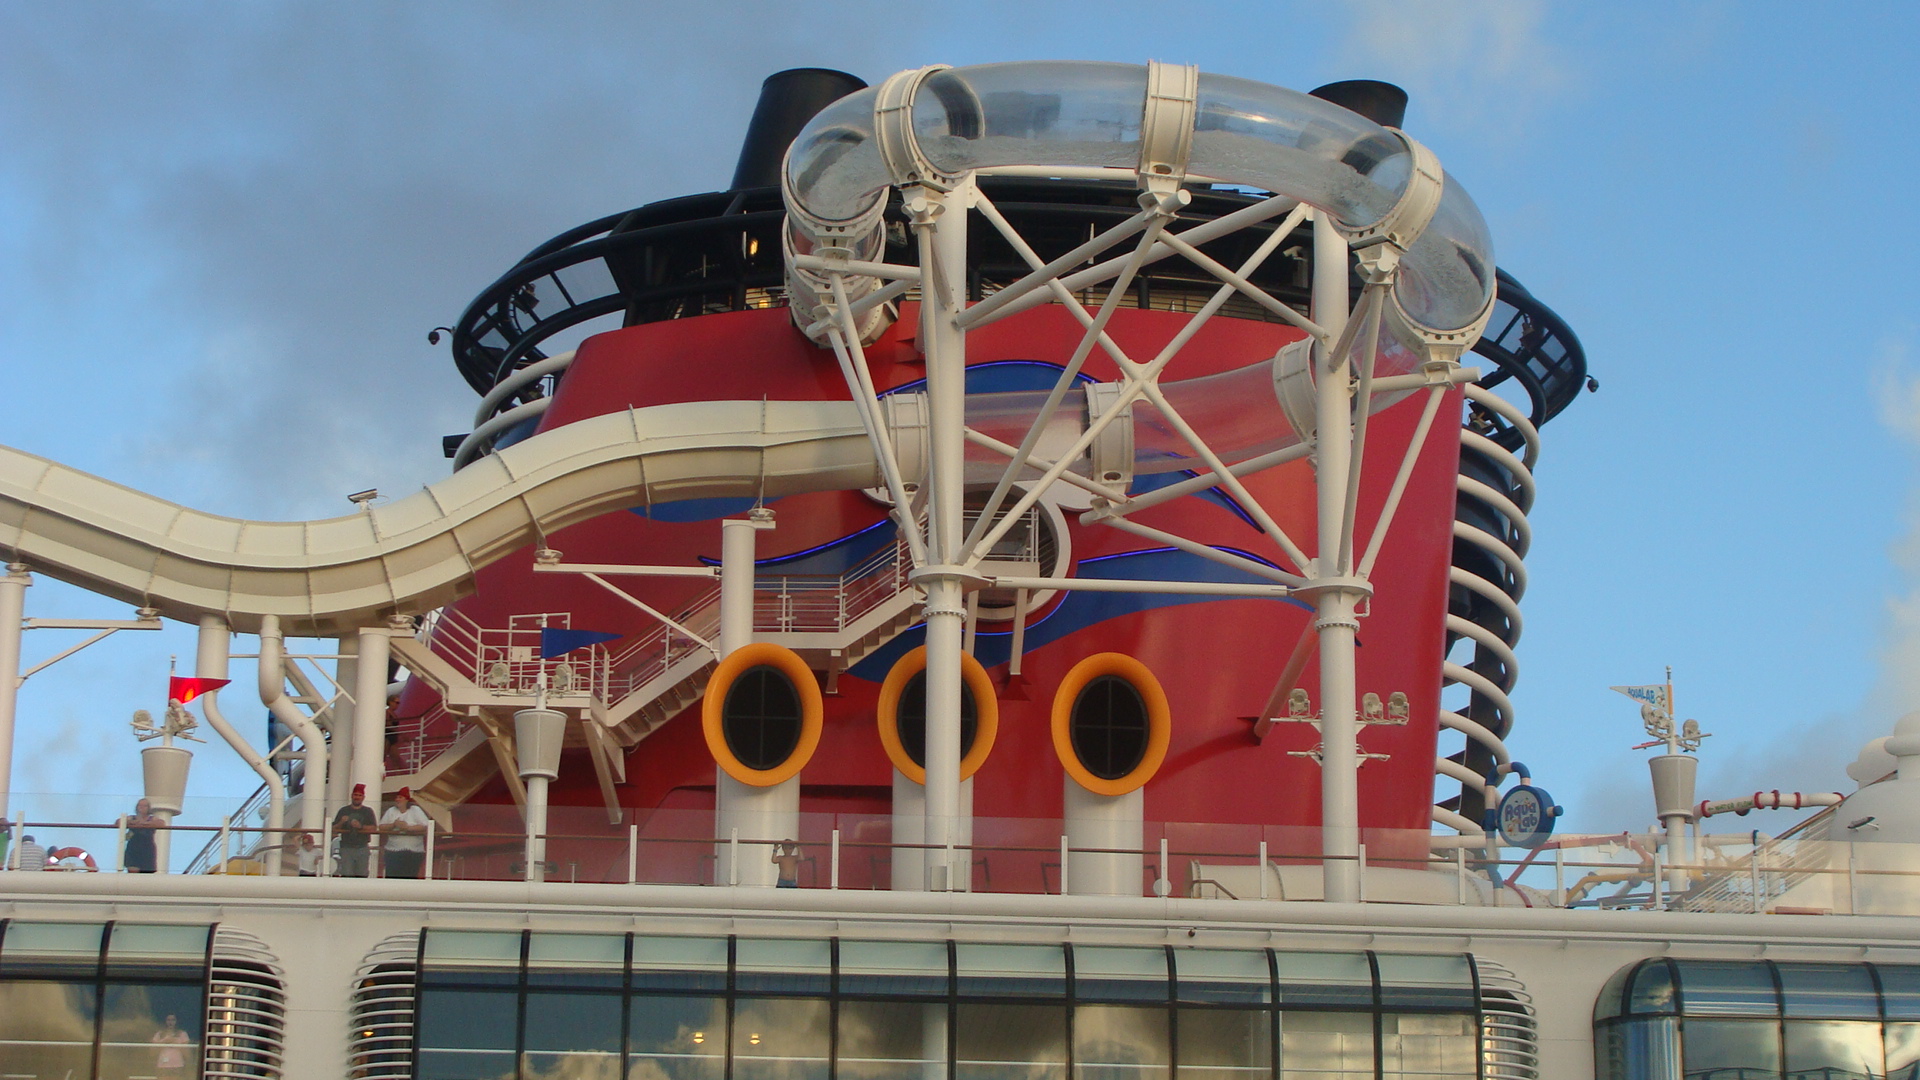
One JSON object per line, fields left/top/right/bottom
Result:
{"left": 380, "top": 788, "right": 431, "bottom": 879}
{"left": 331, "top": 784, "right": 378, "bottom": 877}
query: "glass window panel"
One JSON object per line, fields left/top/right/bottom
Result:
{"left": 0, "top": 979, "right": 99, "bottom": 1080}
{"left": 1673, "top": 961, "right": 1779, "bottom": 1018}
{"left": 101, "top": 980, "right": 205, "bottom": 1080}
{"left": 1887, "top": 1021, "right": 1920, "bottom": 1080}
{"left": 426, "top": 929, "right": 525, "bottom": 965}
{"left": 1629, "top": 961, "right": 1679, "bottom": 1018}
{"left": 1, "top": 921, "right": 105, "bottom": 977}
{"left": 529, "top": 933, "right": 626, "bottom": 991}
{"left": 956, "top": 1002, "right": 1067, "bottom": 1080}
{"left": 1274, "top": 952, "right": 1372, "bottom": 1009}
{"left": 1595, "top": 965, "right": 1632, "bottom": 1023}
{"left": 1278, "top": 1011, "right": 1374, "bottom": 1079}
{"left": 1381, "top": 1012, "right": 1474, "bottom": 1080}
{"left": 733, "top": 996, "right": 830, "bottom": 1080}
{"left": 524, "top": 990, "right": 623, "bottom": 1080}
{"left": 1784, "top": 1019, "right": 1882, "bottom": 1080}
{"left": 1680, "top": 1018, "right": 1781, "bottom": 1078}
{"left": 1594, "top": 1018, "right": 1680, "bottom": 1080}
{"left": 1882, "top": 966, "right": 1920, "bottom": 1021}
{"left": 1074, "top": 946, "right": 1169, "bottom": 1004}
{"left": 838, "top": 999, "right": 949, "bottom": 1080}
{"left": 1174, "top": 949, "right": 1271, "bottom": 1006}
{"left": 840, "top": 940, "right": 949, "bottom": 999}
{"left": 418, "top": 986, "right": 520, "bottom": 1075}
{"left": 1776, "top": 964, "right": 1879, "bottom": 1020}
{"left": 957, "top": 944, "right": 1066, "bottom": 999}
{"left": 1375, "top": 955, "right": 1474, "bottom": 1011}
{"left": 735, "top": 938, "right": 831, "bottom": 996}
{"left": 106, "top": 923, "right": 210, "bottom": 977}
{"left": 628, "top": 994, "right": 725, "bottom": 1080}
{"left": 1175, "top": 1007, "right": 1270, "bottom": 1080}
{"left": 632, "top": 937, "right": 729, "bottom": 994}
{"left": 1075, "top": 1003, "right": 1169, "bottom": 1080}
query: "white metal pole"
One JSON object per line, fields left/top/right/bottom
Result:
{"left": 628, "top": 823, "right": 638, "bottom": 884}
{"left": 1311, "top": 213, "right": 1363, "bottom": 904}
{"left": 719, "top": 519, "right": 760, "bottom": 658}
{"left": 0, "top": 564, "right": 30, "bottom": 824}
{"left": 525, "top": 774, "right": 549, "bottom": 883}
{"left": 830, "top": 828, "right": 841, "bottom": 889}
{"left": 352, "top": 628, "right": 391, "bottom": 812}
{"left": 919, "top": 180, "right": 971, "bottom": 892}
{"left": 1258, "top": 840, "right": 1269, "bottom": 900}
{"left": 327, "top": 634, "right": 359, "bottom": 821}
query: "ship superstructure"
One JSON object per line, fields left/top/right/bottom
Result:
{"left": 0, "top": 61, "right": 1913, "bottom": 1080}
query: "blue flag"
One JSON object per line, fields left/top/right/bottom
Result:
{"left": 540, "top": 628, "right": 622, "bottom": 659}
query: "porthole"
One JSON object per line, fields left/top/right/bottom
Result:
{"left": 703, "top": 643, "right": 823, "bottom": 786}
{"left": 877, "top": 646, "right": 999, "bottom": 784}
{"left": 1051, "top": 653, "right": 1171, "bottom": 796}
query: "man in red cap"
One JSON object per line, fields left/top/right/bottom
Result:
{"left": 380, "top": 788, "right": 431, "bottom": 879}
{"left": 331, "top": 784, "right": 377, "bottom": 877}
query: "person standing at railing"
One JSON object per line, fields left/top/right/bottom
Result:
{"left": 332, "top": 784, "right": 377, "bottom": 877}
{"left": 380, "top": 788, "right": 430, "bottom": 879}
{"left": 123, "top": 798, "right": 163, "bottom": 873}
{"left": 7, "top": 834, "right": 45, "bottom": 870}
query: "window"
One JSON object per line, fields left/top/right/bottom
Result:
{"left": 1595, "top": 959, "right": 1920, "bottom": 1080}
{"left": 1070, "top": 676, "right": 1150, "bottom": 781}
{"left": 722, "top": 666, "right": 804, "bottom": 770}
{"left": 0, "top": 921, "right": 214, "bottom": 1080}
{"left": 895, "top": 670, "right": 979, "bottom": 768}
{"left": 407, "top": 934, "right": 1485, "bottom": 1080}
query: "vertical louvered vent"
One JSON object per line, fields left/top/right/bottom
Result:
{"left": 349, "top": 931, "right": 420, "bottom": 1079}
{"left": 1474, "top": 956, "right": 1539, "bottom": 1080}
{"left": 204, "top": 926, "right": 288, "bottom": 1079}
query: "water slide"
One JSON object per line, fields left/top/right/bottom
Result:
{"left": 0, "top": 61, "right": 1493, "bottom": 638}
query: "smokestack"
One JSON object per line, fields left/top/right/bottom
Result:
{"left": 1308, "top": 79, "right": 1409, "bottom": 129}
{"left": 730, "top": 68, "right": 869, "bottom": 190}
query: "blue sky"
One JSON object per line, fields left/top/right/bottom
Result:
{"left": 2, "top": 1, "right": 1917, "bottom": 835}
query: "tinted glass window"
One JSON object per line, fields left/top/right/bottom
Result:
{"left": 629, "top": 994, "right": 725, "bottom": 1080}
{"left": 1070, "top": 675, "right": 1150, "bottom": 781}
{"left": 1672, "top": 961, "right": 1778, "bottom": 1017}
{"left": 1382, "top": 1012, "right": 1475, "bottom": 1079}
{"left": 897, "top": 670, "right": 978, "bottom": 768}
{"left": 1777, "top": 963, "right": 1878, "bottom": 1020}
{"left": 1076, "top": 1003, "right": 1169, "bottom": 1080}
{"left": 956, "top": 1002, "right": 1066, "bottom": 1080}
{"left": 1682, "top": 1018, "right": 1780, "bottom": 1078}
{"left": 839, "top": 1000, "right": 948, "bottom": 1080}
{"left": 723, "top": 665, "right": 804, "bottom": 770}
{"left": 1278, "top": 1011, "right": 1373, "bottom": 1079}
{"left": 1785, "top": 1019, "right": 1883, "bottom": 1080}
{"left": 1177, "top": 1007, "right": 1271, "bottom": 1080}
{"left": 735, "top": 996, "right": 830, "bottom": 1080}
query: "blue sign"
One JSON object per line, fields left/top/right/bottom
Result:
{"left": 1495, "top": 785, "right": 1561, "bottom": 848}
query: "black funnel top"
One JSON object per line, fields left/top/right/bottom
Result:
{"left": 730, "top": 68, "right": 869, "bottom": 190}
{"left": 1308, "top": 80, "right": 1409, "bottom": 129}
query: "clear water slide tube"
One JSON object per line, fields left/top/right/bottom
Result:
{"left": 784, "top": 61, "right": 1495, "bottom": 343}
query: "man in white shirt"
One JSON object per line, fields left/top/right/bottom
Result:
{"left": 8, "top": 834, "right": 46, "bottom": 871}
{"left": 380, "top": 788, "right": 431, "bottom": 879}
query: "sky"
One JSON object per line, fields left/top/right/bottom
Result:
{"left": 2, "top": 1, "right": 1918, "bottom": 842}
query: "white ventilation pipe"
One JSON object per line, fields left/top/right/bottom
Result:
{"left": 326, "top": 635, "right": 358, "bottom": 821}
{"left": 257, "top": 615, "right": 327, "bottom": 835}
{"left": 0, "top": 564, "right": 26, "bottom": 824}
{"left": 713, "top": 512, "right": 796, "bottom": 889}
{"left": 1696, "top": 791, "right": 1843, "bottom": 818}
{"left": 1063, "top": 782, "right": 1144, "bottom": 897}
{"left": 197, "top": 615, "right": 285, "bottom": 877}
{"left": 891, "top": 772, "right": 975, "bottom": 892}
{"left": 352, "top": 628, "right": 391, "bottom": 809}
{"left": 784, "top": 61, "right": 1495, "bottom": 348}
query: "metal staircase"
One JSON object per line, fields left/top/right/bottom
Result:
{"left": 389, "top": 536, "right": 923, "bottom": 807}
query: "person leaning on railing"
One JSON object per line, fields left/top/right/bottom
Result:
{"left": 122, "top": 798, "right": 163, "bottom": 873}
{"left": 380, "top": 788, "right": 430, "bottom": 879}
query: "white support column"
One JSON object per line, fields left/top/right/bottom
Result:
{"left": 1063, "top": 782, "right": 1145, "bottom": 896}
{"left": 327, "top": 635, "right": 358, "bottom": 822}
{"left": 1311, "top": 213, "right": 1364, "bottom": 904}
{"left": 917, "top": 180, "right": 972, "bottom": 892}
{"left": 714, "top": 511, "right": 792, "bottom": 887}
{"left": 352, "top": 628, "right": 391, "bottom": 810}
{"left": 0, "top": 563, "right": 28, "bottom": 824}
{"left": 258, "top": 615, "right": 328, "bottom": 835}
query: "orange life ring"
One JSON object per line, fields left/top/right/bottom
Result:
{"left": 47, "top": 846, "right": 98, "bottom": 871}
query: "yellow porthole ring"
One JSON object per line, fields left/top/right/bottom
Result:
{"left": 875, "top": 645, "right": 1000, "bottom": 785}
{"left": 702, "top": 642, "right": 824, "bottom": 788}
{"left": 1050, "top": 652, "right": 1171, "bottom": 797}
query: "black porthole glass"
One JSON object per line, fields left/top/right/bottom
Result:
{"left": 721, "top": 665, "right": 803, "bottom": 770}
{"left": 1070, "top": 674, "right": 1150, "bottom": 781}
{"left": 896, "top": 670, "right": 978, "bottom": 768}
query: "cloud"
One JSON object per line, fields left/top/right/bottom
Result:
{"left": 1330, "top": 0, "right": 1571, "bottom": 153}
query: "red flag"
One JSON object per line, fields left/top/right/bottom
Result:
{"left": 168, "top": 676, "right": 230, "bottom": 704}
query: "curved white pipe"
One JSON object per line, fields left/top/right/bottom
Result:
{"left": 452, "top": 397, "right": 552, "bottom": 469}
{"left": 473, "top": 350, "right": 575, "bottom": 428}
{"left": 196, "top": 615, "right": 285, "bottom": 877}
{"left": 1696, "top": 791, "right": 1843, "bottom": 819}
{"left": 784, "top": 61, "right": 1495, "bottom": 342}
{"left": 1432, "top": 805, "right": 1489, "bottom": 838}
{"left": 258, "top": 615, "right": 327, "bottom": 835}
{"left": 1439, "top": 709, "right": 1511, "bottom": 766}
